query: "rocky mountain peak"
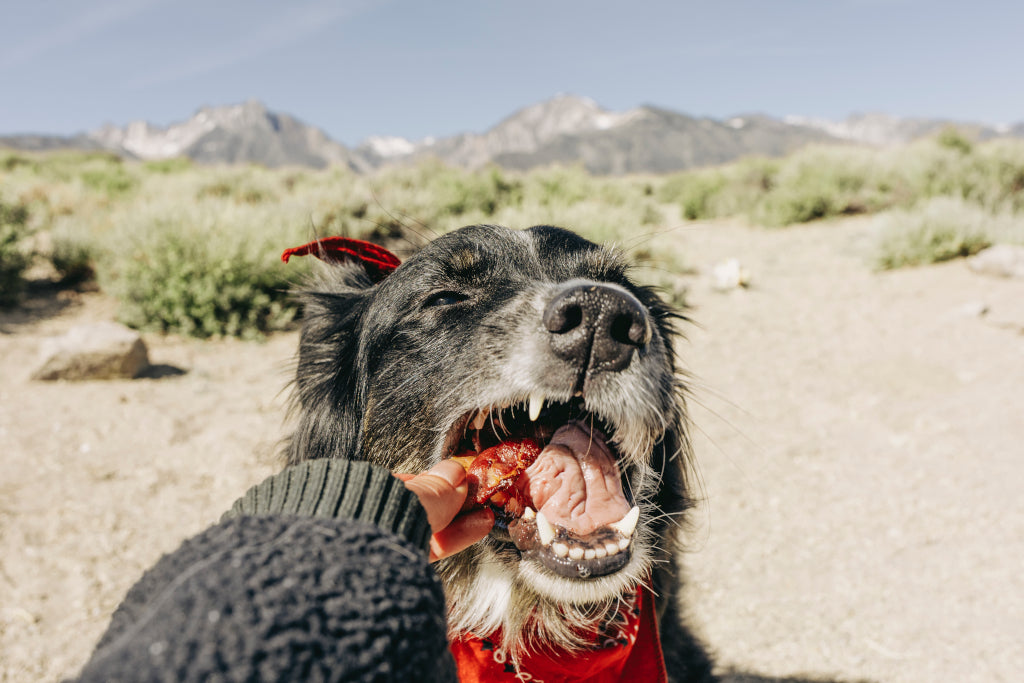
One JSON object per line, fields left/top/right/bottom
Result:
{"left": 86, "top": 101, "right": 362, "bottom": 170}
{"left": 489, "top": 94, "right": 641, "bottom": 153}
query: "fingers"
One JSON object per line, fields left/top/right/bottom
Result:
{"left": 428, "top": 507, "right": 495, "bottom": 562}
{"left": 398, "top": 460, "right": 495, "bottom": 561}
{"left": 398, "top": 460, "right": 469, "bottom": 533}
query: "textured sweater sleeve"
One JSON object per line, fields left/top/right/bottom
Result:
{"left": 222, "top": 458, "right": 433, "bottom": 552}
{"left": 73, "top": 461, "right": 456, "bottom": 683}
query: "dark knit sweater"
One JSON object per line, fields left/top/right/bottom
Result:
{"left": 74, "top": 459, "right": 458, "bottom": 683}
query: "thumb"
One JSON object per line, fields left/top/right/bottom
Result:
{"left": 398, "top": 459, "right": 469, "bottom": 533}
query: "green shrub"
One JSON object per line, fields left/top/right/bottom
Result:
{"left": 98, "top": 196, "right": 310, "bottom": 338}
{"left": 0, "top": 199, "right": 31, "bottom": 307}
{"left": 50, "top": 224, "right": 96, "bottom": 285}
{"left": 144, "top": 157, "right": 193, "bottom": 174}
{"left": 658, "top": 158, "right": 778, "bottom": 221}
{"left": 438, "top": 167, "right": 523, "bottom": 217}
{"left": 753, "top": 146, "right": 884, "bottom": 226}
{"left": 81, "top": 165, "right": 137, "bottom": 196}
{"left": 936, "top": 127, "right": 973, "bottom": 155}
{"left": 107, "top": 227, "right": 300, "bottom": 338}
{"left": 872, "top": 197, "right": 1007, "bottom": 269}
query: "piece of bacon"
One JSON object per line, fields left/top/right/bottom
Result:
{"left": 452, "top": 438, "right": 541, "bottom": 514}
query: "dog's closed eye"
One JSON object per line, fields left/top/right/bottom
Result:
{"left": 424, "top": 291, "right": 469, "bottom": 308}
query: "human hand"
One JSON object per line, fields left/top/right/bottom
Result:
{"left": 395, "top": 460, "right": 495, "bottom": 562}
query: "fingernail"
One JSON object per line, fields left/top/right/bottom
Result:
{"left": 427, "top": 459, "right": 466, "bottom": 487}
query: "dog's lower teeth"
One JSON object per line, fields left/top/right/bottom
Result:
{"left": 604, "top": 542, "right": 620, "bottom": 556}
{"left": 617, "top": 537, "right": 630, "bottom": 551}
{"left": 552, "top": 542, "right": 569, "bottom": 558}
{"left": 584, "top": 548, "right": 597, "bottom": 560}
{"left": 568, "top": 546, "right": 584, "bottom": 560}
{"left": 522, "top": 506, "right": 536, "bottom": 521}
{"left": 594, "top": 546, "right": 607, "bottom": 559}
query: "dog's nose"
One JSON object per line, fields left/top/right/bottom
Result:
{"left": 543, "top": 282, "right": 651, "bottom": 373}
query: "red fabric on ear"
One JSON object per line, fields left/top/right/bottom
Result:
{"left": 281, "top": 237, "right": 401, "bottom": 282}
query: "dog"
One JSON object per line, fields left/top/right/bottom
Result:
{"left": 284, "top": 224, "right": 714, "bottom": 682}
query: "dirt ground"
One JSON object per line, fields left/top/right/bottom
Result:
{"left": 1, "top": 217, "right": 1021, "bottom": 682}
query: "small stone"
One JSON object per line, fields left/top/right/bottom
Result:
{"left": 968, "top": 244, "right": 1024, "bottom": 279}
{"left": 711, "top": 258, "right": 751, "bottom": 291}
{"left": 32, "top": 322, "right": 150, "bottom": 381}
{"left": 948, "top": 301, "right": 989, "bottom": 319}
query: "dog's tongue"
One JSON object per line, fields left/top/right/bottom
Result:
{"left": 519, "top": 421, "right": 630, "bottom": 537}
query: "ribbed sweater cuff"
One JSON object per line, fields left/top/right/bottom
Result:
{"left": 222, "top": 459, "right": 432, "bottom": 553}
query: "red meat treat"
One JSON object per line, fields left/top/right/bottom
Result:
{"left": 451, "top": 438, "right": 541, "bottom": 515}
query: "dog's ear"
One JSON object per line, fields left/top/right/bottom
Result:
{"left": 282, "top": 237, "right": 401, "bottom": 464}
{"left": 285, "top": 281, "right": 372, "bottom": 465}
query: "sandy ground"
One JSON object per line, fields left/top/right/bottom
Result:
{"left": 1, "top": 217, "right": 1022, "bottom": 682}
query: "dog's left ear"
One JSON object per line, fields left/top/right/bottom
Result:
{"left": 281, "top": 237, "right": 401, "bottom": 283}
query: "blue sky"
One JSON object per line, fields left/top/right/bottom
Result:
{"left": 2, "top": 0, "right": 1021, "bottom": 145}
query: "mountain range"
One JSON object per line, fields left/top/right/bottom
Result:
{"left": 3, "top": 96, "right": 1021, "bottom": 175}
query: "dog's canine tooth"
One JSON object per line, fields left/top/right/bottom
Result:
{"left": 535, "top": 511, "right": 556, "bottom": 546}
{"left": 568, "top": 545, "right": 584, "bottom": 560}
{"left": 552, "top": 542, "right": 569, "bottom": 558}
{"left": 471, "top": 409, "right": 488, "bottom": 431}
{"left": 528, "top": 392, "right": 544, "bottom": 422}
{"left": 522, "top": 506, "right": 536, "bottom": 521}
{"left": 608, "top": 505, "right": 640, "bottom": 538}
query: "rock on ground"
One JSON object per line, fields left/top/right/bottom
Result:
{"left": 968, "top": 244, "right": 1024, "bottom": 279}
{"left": 31, "top": 321, "right": 150, "bottom": 381}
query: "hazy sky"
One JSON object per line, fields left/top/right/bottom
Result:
{"left": 2, "top": 0, "right": 1021, "bottom": 145}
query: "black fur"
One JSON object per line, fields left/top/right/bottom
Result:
{"left": 286, "top": 224, "right": 714, "bottom": 682}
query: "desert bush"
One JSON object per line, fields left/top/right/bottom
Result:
{"left": 658, "top": 138, "right": 1024, "bottom": 228}
{"left": 936, "top": 127, "right": 973, "bottom": 155}
{"left": 871, "top": 197, "right": 1024, "bottom": 269}
{"left": 0, "top": 198, "right": 31, "bottom": 307}
{"left": 144, "top": 157, "right": 193, "bottom": 174}
{"left": 100, "top": 201, "right": 309, "bottom": 338}
{"left": 752, "top": 146, "right": 890, "bottom": 226}
{"left": 658, "top": 157, "right": 777, "bottom": 221}
{"left": 50, "top": 219, "right": 97, "bottom": 285}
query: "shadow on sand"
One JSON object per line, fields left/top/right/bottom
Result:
{"left": 720, "top": 671, "right": 878, "bottom": 683}
{"left": 0, "top": 280, "right": 83, "bottom": 332}
{"left": 138, "top": 364, "right": 188, "bottom": 379}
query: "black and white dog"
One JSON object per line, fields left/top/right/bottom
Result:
{"left": 285, "top": 224, "right": 714, "bottom": 682}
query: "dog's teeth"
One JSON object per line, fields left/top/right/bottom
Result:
{"left": 609, "top": 506, "right": 640, "bottom": 538}
{"left": 528, "top": 393, "right": 544, "bottom": 422}
{"left": 522, "top": 507, "right": 536, "bottom": 521}
{"left": 471, "top": 409, "right": 488, "bottom": 431}
{"left": 604, "top": 542, "right": 620, "bottom": 556}
{"left": 584, "top": 548, "right": 597, "bottom": 560}
{"left": 568, "top": 546, "right": 584, "bottom": 560}
{"left": 594, "top": 546, "right": 608, "bottom": 559}
{"left": 535, "top": 511, "right": 556, "bottom": 546}
{"left": 617, "top": 537, "right": 630, "bottom": 551}
{"left": 552, "top": 542, "right": 569, "bottom": 558}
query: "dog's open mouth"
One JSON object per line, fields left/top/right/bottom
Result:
{"left": 443, "top": 397, "right": 638, "bottom": 580}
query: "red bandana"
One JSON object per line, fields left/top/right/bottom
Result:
{"left": 280, "top": 236, "right": 401, "bottom": 283}
{"left": 449, "top": 587, "right": 667, "bottom": 683}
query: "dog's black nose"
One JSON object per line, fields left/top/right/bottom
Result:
{"left": 543, "top": 282, "right": 651, "bottom": 373}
